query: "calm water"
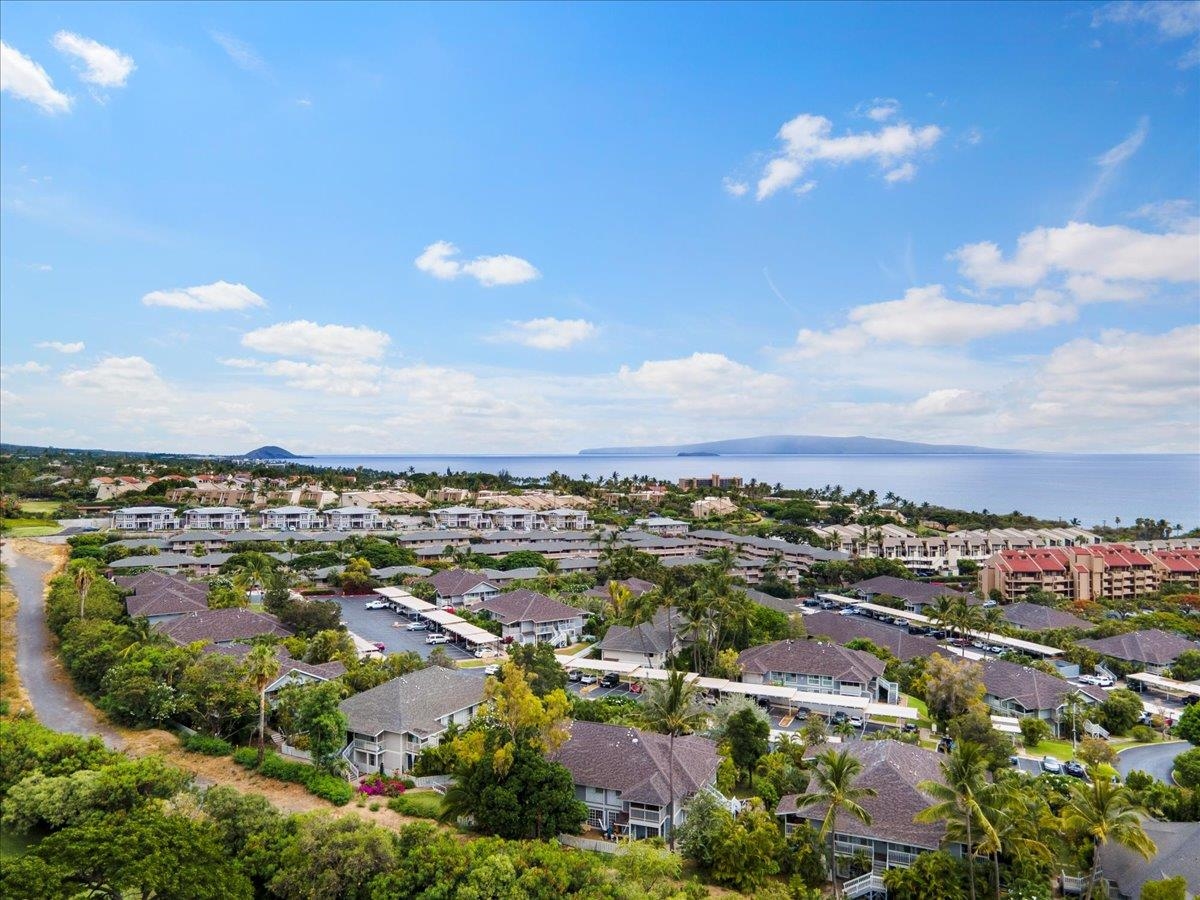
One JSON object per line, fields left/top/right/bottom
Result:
{"left": 292, "top": 453, "right": 1200, "bottom": 529}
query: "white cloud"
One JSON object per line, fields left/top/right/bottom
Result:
{"left": 1075, "top": 117, "right": 1148, "bottom": 217}
{"left": 952, "top": 221, "right": 1200, "bottom": 289}
{"left": 490, "top": 317, "right": 597, "bottom": 350}
{"left": 884, "top": 162, "right": 917, "bottom": 184}
{"left": 859, "top": 98, "right": 900, "bottom": 122}
{"left": 1130, "top": 199, "right": 1199, "bottom": 233}
{"left": 747, "top": 111, "right": 943, "bottom": 200}
{"left": 61, "top": 356, "right": 164, "bottom": 395}
{"left": 142, "top": 280, "right": 267, "bottom": 312}
{"left": 722, "top": 177, "right": 749, "bottom": 197}
{"left": 240, "top": 320, "right": 391, "bottom": 360}
{"left": 251, "top": 359, "right": 384, "bottom": 397}
{"left": 1, "top": 361, "right": 50, "bottom": 375}
{"left": 51, "top": 31, "right": 135, "bottom": 88}
{"left": 211, "top": 31, "right": 267, "bottom": 72}
{"left": 1, "top": 41, "right": 72, "bottom": 114}
{"left": 618, "top": 352, "right": 790, "bottom": 414}
{"left": 962, "top": 127, "right": 983, "bottom": 146}
{"left": 414, "top": 241, "right": 540, "bottom": 287}
{"left": 1093, "top": 1, "right": 1200, "bottom": 68}
{"left": 36, "top": 341, "right": 85, "bottom": 354}
{"left": 909, "top": 388, "right": 991, "bottom": 417}
{"left": 26, "top": 262, "right": 53, "bottom": 272}
{"left": 793, "top": 285, "right": 1076, "bottom": 353}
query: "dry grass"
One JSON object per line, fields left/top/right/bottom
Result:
{"left": 0, "top": 578, "right": 30, "bottom": 717}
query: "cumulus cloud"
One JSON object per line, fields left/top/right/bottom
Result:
{"left": 722, "top": 177, "right": 749, "bottom": 197}
{"left": 1, "top": 41, "right": 72, "bottom": 113}
{"left": 859, "top": 97, "right": 900, "bottom": 122}
{"left": 1, "top": 361, "right": 50, "bottom": 375}
{"left": 51, "top": 31, "right": 135, "bottom": 88}
{"left": 490, "top": 317, "right": 597, "bottom": 350}
{"left": 238, "top": 359, "right": 385, "bottom": 397}
{"left": 1075, "top": 117, "right": 1148, "bottom": 218}
{"left": 142, "top": 280, "right": 267, "bottom": 312}
{"left": 36, "top": 341, "right": 85, "bottom": 354}
{"left": 618, "top": 352, "right": 790, "bottom": 414}
{"left": 1093, "top": 1, "right": 1200, "bottom": 68}
{"left": 414, "top": 241, "right": 540, "bottom": 287}
{"left": 742, "top": 110, "right": 943, "bottom": 200}
{"left": 240, "top": 320, "right": 391, "bottom": 360}
{"left": 909, "top": 388, "right": 991, "bottom": 417}
{"left": 793, "top": 285, "right": 1076, "bottom": 354}
{"left": 61, "top": 356, "right": 165, "bottom": 395}
{"left": 951, "top": 221, "right": 1200, "bottom": 290}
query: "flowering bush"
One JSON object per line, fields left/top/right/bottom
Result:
{"left": 357, "top": 773, "right": 410, "bottom": 798}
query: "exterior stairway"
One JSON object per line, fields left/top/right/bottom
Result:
{"left": 843, "top": 870, "right": 888, "bottom": 899}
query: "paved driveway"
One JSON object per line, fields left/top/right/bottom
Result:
{"left": 2, "top": 541, "right": 124, "bottom": 749}
{"left": 327, "top": 595, "right": 477, "bottom": 661}
{"left": 1117, "top": 740, "right": 1192, "bottom": 784}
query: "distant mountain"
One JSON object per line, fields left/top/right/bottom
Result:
{"left": 579, "top": 434, "right": 1018, "bottom": 456}
{"left": 240, "top": 445, "right": 305, "bottom": 460}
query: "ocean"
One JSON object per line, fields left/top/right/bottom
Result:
{"left": 291, "top": 453, "right": 1200, "bottom": 529}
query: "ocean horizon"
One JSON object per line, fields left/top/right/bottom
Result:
{"left": 288, "top": 452, "right": 1200, "bottom": 529}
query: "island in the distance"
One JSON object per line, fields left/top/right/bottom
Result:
{"left": 238, "top": 445, "right": 308, "bottom": 460}
{"left": 580, "top": 434, "right": 1019, "bottom": 456}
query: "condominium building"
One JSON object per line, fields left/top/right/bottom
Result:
{"left": 112, "top": 506, "right": 181, "bottom": 532}
{"left": 182, "top": 507, "right": 250, "bottom": 530}
{"left": 979, "top": 543, "right": 1175, "bottom": 602}
{"left": 260, "top": 506, "right": 322, "bottom": 530}
{"left": 323, "top": 506, "right": 381, "bottom": 530}
{"left": 677, "top": 474, "right": 743, "bottom": 491}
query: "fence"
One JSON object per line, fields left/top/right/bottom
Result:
{"left": 557, "top": 834, "right": 628, "bottom": 855}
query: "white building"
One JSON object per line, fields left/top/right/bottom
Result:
{"left": 323, "top": 506, "right": 381, "bottom": 530}
{"left": 478, "top": 589, "right": 585, "bottom": 647}
{"left": 260, "top": 506, "right": 322, "bottom": 530}
{"left": 634, "top": 516, "right": 689, "bottom": 537}
{"left": 430, "top": 506, "right": 489, "bottom": 530}
{"left": 487, "top": 507, "right": 541, "bottom": 531}
{"left": 181, "top": 507, "right": 249, "bottom": 530}
{"left": 543, "top": 507, "right": 592, "bottom": 530}
{"left": 112, "top": 506, "right": 181, "bottom": 532}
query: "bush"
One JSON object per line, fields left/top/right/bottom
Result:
{"left": 1019, "top": 717, "right": 1051, "bottom": 749}
{"left": 388, "top": 792, "right": 444, "bottom": 819}
{"left": 1129, "top": 725, "right": 1158, "bottom": 744}
{"left": 258, "top": 754, "right": 313, "bottom": 785}
{"left": 1174, "top": 747, "right": 1200, "bottom": 789}
{"left": 180, "top": 734, "right": 233, "bottom": 756}
{"left": 305, "top": 773, "right": 353, "bottom": 805}
{"left": 357, "top": 773, "right": 408, "bottom": 798}
{"left": 232, "top": 748, "right": 352, "bottom": 805}
{"left": 231, "top": 746, "right": 259, "bottom": 768}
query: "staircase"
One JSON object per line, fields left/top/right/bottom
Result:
{"left": 843, "top": 871, "right": 887, "bottom": 899}
{"left": 339, "top": 742, "right": 361, "bottom": 782}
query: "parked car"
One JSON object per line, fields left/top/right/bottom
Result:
{"left": 405, "top": 621, "right": 428, "bottom": 632}
{"left": 425, "top": 633, "right": 450, "bottom": 645}
{"left": 1078, "top": 674, "right": 1098, "bottom": 685}
{"left": 364, "top": 599, "right": 389, "bottom": 610}
{"left": 600, "top": 672, "right": 620, "bottom": 688}
{"left": 1040, "top": 756, "right": 1063, "bottom": 774}
{"left": 848, "top": 715, "right": 864, "bottom": 728}
{"left": 484, "top": 664, "right": 500, "bottom": 676}
{"left": 936, "top": 737, "right": 955, "bottom": 754}
{"left": 1092, "top": 675, "right": 1114, "bottom": 687}
{"left": 474, "top": 647, "right": 497, "bottom": 659}
{"left": 987, "top": 645, "right": 1005, "bottom": 654}
{"left": 902, "top": 722, "right": 919, "bottom": 734}
{"left": 839, "top": 607, "right": 860, "bottom": 616}
{"left": 567, "top": 669, "right": 582, "bottom": 683}
{"left": 831, "top": 711, "right": 849, "bottom": 726}
{"left": 580, "top": 674, "right": 598, "bottom": 685}
{"left": 982, "top": 599, "right": 998, "bottom": 608}
{"left": 757, "top": 696, "right": 774, "bottom": 710}
{"left": 1063, "top": 760, "right": 1088, "bottom": 779}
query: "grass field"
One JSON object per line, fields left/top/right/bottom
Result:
{"left": 388, "top": 791, "right": 444, "bottom": 819}
{"left": 18, "top": 501, "right": 61, "bottom": 515}
{"left": 0, "top": 519, "right": 63, "bottom": 536}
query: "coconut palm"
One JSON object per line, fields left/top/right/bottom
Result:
{"left": 244, "top": 641, "right": 282, "bottom": 765}
{"left": 915, "top": 741, "right": 999, "bottom": 900}
{"left": 796, "top": 748, "right": 877, "bottom": 899}
{"left": 1062, "top": 775, "right": 1156, "bottom": 900}
{"left": 975, "top": 779, "right": 1052, "bottom": 900}
{"left": 639, "top": 669, "right": 709, "bottom": 849}
{"left": 73, "top": 564, "right": 96, "bottom": 620}
{"left": 225, "top": 550, "right": 275, "bottom": 594}
{"left": 605, "top": 580, "right": 633, "bottom": 621}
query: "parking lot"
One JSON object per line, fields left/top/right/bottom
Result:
{"left": 328, "top": 595, "right": 478, "bottom": 662}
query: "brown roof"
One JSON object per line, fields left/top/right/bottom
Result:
{"left": 156, "top": 608, "right": 292, "bottom": 645}
{"left": 803, "top": 611, "right": 941, "bottom": 661}
{"left": 114, "top": 571, "right": 198, "bottom": 593}
{"left": 205, "top": 643, "right": 346, "bottom": 682}
{"left": 1000, "top": 602, "right": 1090, "bottom": 631}
{"left": 738, "top": 639, "right": 885, "bottom": 683}
{"left": 126, "top": 587, "right": 208, "bottom": 619}
{"left": 850, "top": 576, "right": 971, "bottom": 606}
{"left": 1078, "top": 629, "right": 1199, "bottom": 666}
{"left": 583, "top": 577, "right": 657, "bottom": 600}
{"left": 425, "top": 568, "right": 497, "bottom": 598}
{"left": 479, "top": 589, "right": 582, "bottom": 625}
{"left": 777, "top": 740, "right": 948, "bottom": 851}
{"left": 978, "top": 657, "right": 1106, "bottom": 711}
{"left": 552, "top": 720, "right": 720, "bottom": 806}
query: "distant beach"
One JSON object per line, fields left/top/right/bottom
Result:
{"left": 290, "top": 452, "right": 1200, "bottom": 529}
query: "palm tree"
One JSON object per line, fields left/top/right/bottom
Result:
{"left": 543, "top": 558, "right": 561, "bottom": 588}
{"left": 1062, "top": 775, "right": 1156, "bottom": 900}
{"left": 605, "top": 580, "right": 633, "bottom": 621}
{"left": 73, "top": 564, "right": 95, "bottom": 621}
{"left": 639, "top": 669, "right": 709, "bottom": 850}
{"left": 915, "top": 741, "right": 999, "bottom": 900}
{"left": 1060, "top": 691, "right": 1089, "bottom": 751}
{"left": 245, "top": 641, "right": 281, "bottom": 765}
{"left": 976, "top": 779, "right": 1052, "bottom": 900}
{"left": 226, "top": 551, "right": 275, "bottom": 594}
{"left": 796, "top": 748, "right": 876, "bottom": 899}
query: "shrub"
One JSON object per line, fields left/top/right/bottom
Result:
{"left": 1129, "top": 725, "right": 1158, "bottom": 744}
{"left": 258, "top": 754, "right": 312, "bottom": 785}
{"left": 357, "top": 773, "right": 409, "bottom": 798}
{"left": 232, "top": 747, "right": 259, "bottom": 768}
{"left": 231, "top": 748, "right": 352, "bottom": 805}
{"left": 181, "top": 734, "right": 233, "bottom": 756}
{"left": 388, "top": 792, "right": 444, "bottom": 819}
{"left": 1174, "top": 747, "right": 1200, "bottom": 789}
{"left": 305, "top": 773, "right": 353, "bottom": 805}
{"left": 1019, "top": 717, "right": 1051, "bottom": 749}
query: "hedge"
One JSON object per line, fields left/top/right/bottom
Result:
{"left": 181, "top": 734, "right": 233, "bottom": 756}
{"left": 232, "top": 749, "right": 353, "bottom": 805}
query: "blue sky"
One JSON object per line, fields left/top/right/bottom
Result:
{"left": 2, "top": 1, "right": 1198, "bottom": 454}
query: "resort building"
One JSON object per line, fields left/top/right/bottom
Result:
{"left": 112, "top": 506, "right": 181, "bottom": 532}
{"left": 181, "top": 506, "right": 250, "bottom": 530}
{"left": 260, "top": 506, "right": 322, "bottom": 530}
{"left": 979, "top": 544, "right": 1173, "bottom": 603}
{"left": 323, "top": 506, "right": 381, "bottom": 530}
{"left": 677, "top": 474, "right": 743, "bottom": 491}
{"left": 478, "top": 589, "right": 585, "bottom": 647}
{"left": 737, "top": 639, "right": 889, "bottom": 701}
{"left": 430, "top": 506, "right": 489, "bottom": 530}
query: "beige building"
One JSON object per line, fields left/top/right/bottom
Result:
{"left": 690, "top": 496, "right": 738, "bottom": 518}
{"left": 979, "top": 544, "right": 1169, "bottom": 603}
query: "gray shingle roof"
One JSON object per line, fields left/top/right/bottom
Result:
{"left": 126, "top": 587, "right": 208, "bottom": 619}
{"left": 803, "top": 611, "right": 942, "bottom": 661}
{"left": 979, "top": 657, "right": 1106, "bottom": 711}
{"left": 850, "top": 575, "right": 969, "bottom": 606}
{"left": 1001, "top": 601, "right": 1090, "bottom": 631}
{"left": 777, "top": 740, "right": 948, "bottom": 851}
{"left": 738, "top": 639, "right": 886, "bottom": 683}
{"left": 205, "top": 643, "right": 346, "bottom": 682}
{"left": 479, "top": 589, "right": 582, "bottom": 625}
{"left": 583, "top": 577, "right": 657, "bottom": 600}
{"left": 552, "top": 720, "right": 720, "bottom": 806}
{"left": 338, "top": 667, "right": 484, "bottom": 738}
{"left": 1097, "top": 819, "right": 1200, "bottom": 898}
{"left": 426, "top": 568, "right": 497, "bottom": 597}
{"left": 155, "top": 608, "right": 292, "bottom": 645}
{"left": 1077, "top": 629, "right": 1199, "bottom": 666}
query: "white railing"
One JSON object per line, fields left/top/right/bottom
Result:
{"left": 339, "top": 742, "right": 361, "bottom": 781}
{"left": 1061, "top": 871, "right": 1103, "bottom": 896}
{"left": 843, "top": 871, "right": 887, "bottom": 899}
{"left": 886, "top": 848, "right": 918, "bottom": 869}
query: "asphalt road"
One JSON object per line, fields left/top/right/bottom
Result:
{"left": 1117, "top": 740, "right": 1192, "bottom": 784}
{"left": 328, "top": 595, "right": 479, "bottom": 662}
{"left": 2, "top": 541, "right": 124, "bottom": 749}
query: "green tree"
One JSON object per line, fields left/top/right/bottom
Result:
{"left": 496, "top": 550, "right": 549, "bottom": 571}
{"left": 245, "top": 642, "right": 282, "bottom": 765}
{"left": 1020, "top": 716, "right": 1051, "bottom": 749}
{"left": 1063, "top": 777, "right": 1156, "bottom": 900}
{"left": 922, "top": 654, "right": 986, "bottom": 730}
{"left": 178, "top": 652, "right": 258, "bottom": 739}
{"left": 795, "top": 748, "right": 877, "bottom": 899}
{"left": 1176, "top": 703, "right": 1200, "bottom": 745}
{"left": 883, "top": 851, "right": 968, "bottom": 899}
{"left": 1096, "top": 688, "right": 1144, "bottom": 736}
{"left": 639, "top": 669, "right": 710, "bottom": 849}
{"left": 278, "top": 681, "right": 348, "bottom": 773}
{"left": 915, "top": 741, "right": 998, "bottom": 900}
{"left": 1141, "top": 875, "right": 1188, "bottom": 900}
{"left": 708, "top": 802, "right": 785, "bottom": 893}
{"left": 676, "top": 790, "right": 730, "bottom": 872}
{"left": 1173, "top": 747, "right": 1200, "bottom": 788}
{"left": 269, "top": 812, "right": 396, "bottom": 900}
{"left": 305, "top": 628, "right": 356, "bottom": 665}
{"left": 506, "top": 641, "right": 568, "bottom": 697}
{"left": 208, "top": 577, "right": 249, "bottom": 609}
{"left": 1168, "top": 649, "right": 1200, "bottom": 682}
{"left": 724, "top": 705, "right": 770, "bottom": 785}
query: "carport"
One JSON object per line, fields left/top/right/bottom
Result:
{"left": 444, "top": 620, "right": 501, "bottom": 648}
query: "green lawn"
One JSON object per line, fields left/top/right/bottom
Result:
{"left": 388, "top": 791, "right": 444, "bottom": 819}
{"left": 1026, "top": 738, "right": 1077, "bottom": 762}
{"left": 1, "top": 518, "right": 62, "bottom": 536}
{"left": 18, "top": 501, "right": 61, "bottom": 515}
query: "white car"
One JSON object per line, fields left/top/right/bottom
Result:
{"left": 579, "top": 674, "right": 598, "bottom": 685}
{"left": 405, "top": 621, "right": 428, "bottom": 632}
{"left": 839, "top": 607, "right": 859, "bottom": 616}
{"left": 425, "top": 633, "right": 450, "bottom": 645}
{"left": 1078, "top": 674, "right": 1099, "bottom": 685}
{"left": 364, "top": 600, "right": 389, "bottom": 610}
{"left": 1092, "top": 675, "right": 1114, "bottom": 687}
{"left": 474, "top": 647, "right": 497, "bottom": 659}
{"left": 848, "top": 715, "right": 864, "bottom": 728}
{"left": 484, "top": 664, "right": 500, "bottom": 676}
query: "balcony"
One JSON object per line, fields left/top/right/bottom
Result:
{"left": 627, "top": 806, "right": 666, "bottom": 825}
{"left": 353, "top": 739, "right": 382, "bottom": 753}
